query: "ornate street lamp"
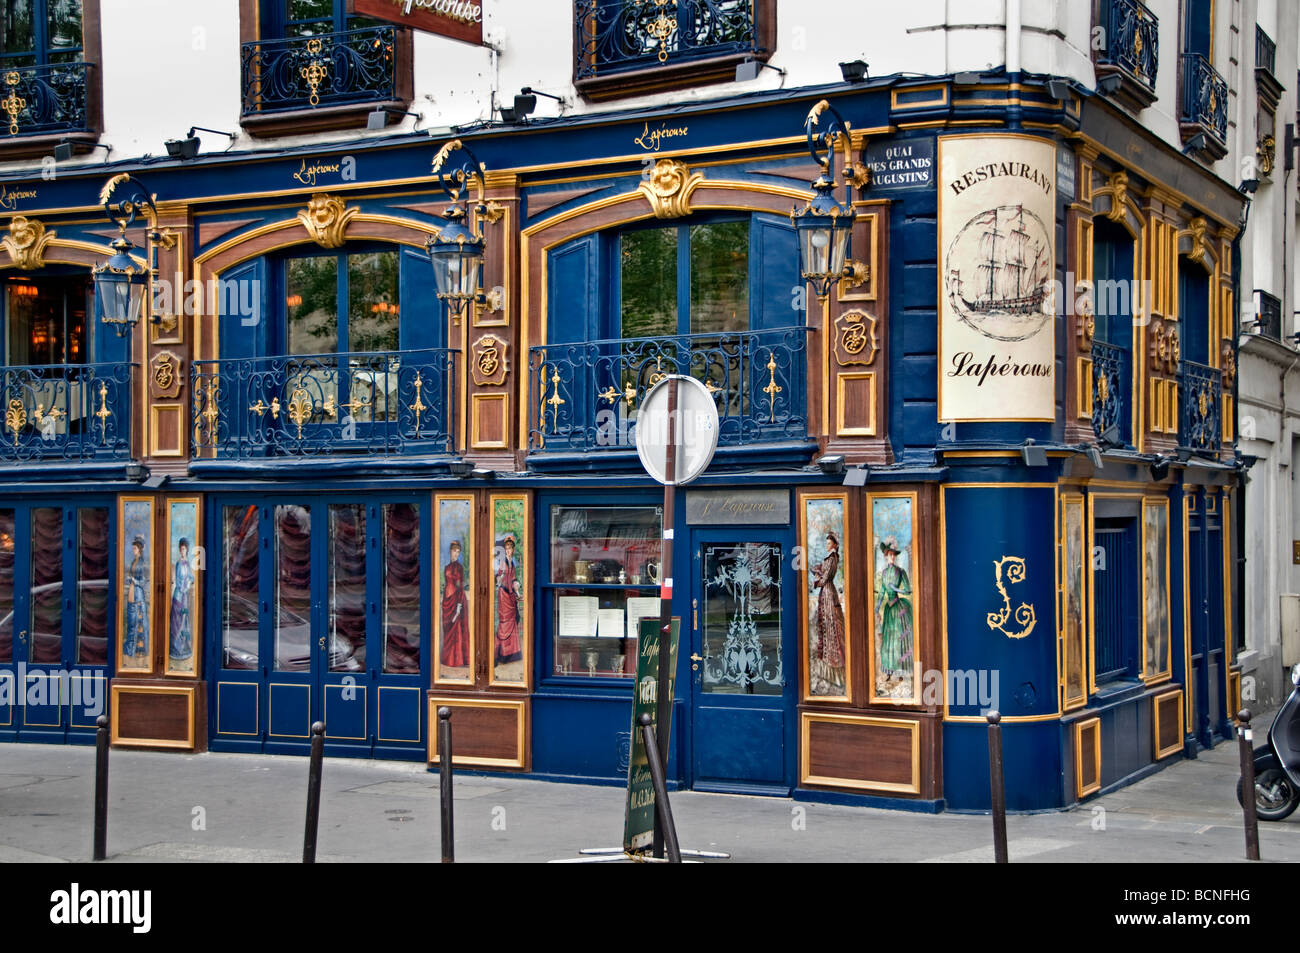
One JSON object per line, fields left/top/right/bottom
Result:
{"left": 428, "top": 139, "right": 501, "bottom": 323}
{"left": 94, "top": 173, "right": 164, "bottom": 337}
{"left": 791, "top": 100, "right": 871, "bottom": 299}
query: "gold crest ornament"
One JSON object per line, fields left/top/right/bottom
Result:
{"left": 1, "top": 216, "right": 54, "bottom": 270}
{"left": 298, "top": 193, "right": 358, "bottom": 249}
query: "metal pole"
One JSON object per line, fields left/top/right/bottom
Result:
{"left": 640, "top": 713, "right": 681, "bottom": 863}
{"left": 303, "top": 720, "right": 324, "bottom": 864}
{"left": 93, "top": 714, "right": 109, "bottom": 862}
{"left": 439, "top": 707, "right": 455, "bottom": 863}
{"left": 653, "top": 375, "right": 679, "bottom": 859}
{"left": 1237, "top": 709, "right": 1260, "bottom": 861}
{"left": 987, "top": 710, "right": 1008, "bottom": 864}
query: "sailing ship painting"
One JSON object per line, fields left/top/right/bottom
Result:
{"left": 945, "top": 204, "right": 1053, "bottom": 342}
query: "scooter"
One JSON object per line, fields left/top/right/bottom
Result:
{"left": 1236, "top": 663, "right": 1300, "bottom": 821}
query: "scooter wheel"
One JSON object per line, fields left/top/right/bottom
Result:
{"left": 1237, "top": 767, "right": 1300, "bottom": 821}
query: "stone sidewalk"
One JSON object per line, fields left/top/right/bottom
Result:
{"left": 0, "top": 737, "right": 1295, "bottom": 862}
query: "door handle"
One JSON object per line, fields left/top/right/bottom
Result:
{"left": 17, "top": 629, "right": 26, "bottom": 644}
{"left": 689, "top": 653, "right": 703, "bottom": 662}
{"left": 318, "top": 636, "right": 326, "bottom": 651}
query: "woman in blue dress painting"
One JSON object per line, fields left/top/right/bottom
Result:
{"left": 169, "top": 537, "right": 194, "bottom": 663}
{"left": 124, "top": 536, "right": 149, "bottom": 659}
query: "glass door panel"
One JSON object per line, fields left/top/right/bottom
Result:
{"left": 221, "top": 504, "right": 260, "bottom": 671}
{"left": 273, "top": 504, "right": 312, "bottom": 672}
{"left": 382, "top": 502, "right": 420, "bottom": 675}
{"left": 700, "top": 543, "right": 783, "bottom": 695}
{"left": 328, "top": 503, "right": 366, "bottom": 673}
{"left": 0, "top": 509, "right": 13, "bottom": 663}
{"left": 75, "top": 508, "right": 109, "bottom": 665}
{"left": 29, "top": 506, "right": 63, "bottom": 665}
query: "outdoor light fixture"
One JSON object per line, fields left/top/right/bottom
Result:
{"left": 93, "top": 173, "right": 171, "bottom": 337}
{"left": 367, "top": 107, "right": 421, "bottom": 131}
{"left": 1047, "top": 79, "right": 1072, "bottom": 101}
{"left": 166, "top": 126, "right": 236, "bottom": 159}
{"left": 1176, "top": 447, "right": 1192, "bottom": 463}
{"left": 472, "top": 467, "right": 496, "bottom": 480}
{"left": 953, "top": 71, "right": 983, "bottom": 85}
{"left": 53, "top": 140, "right": 109, "bottom": 161}
{"left": 1079, "top": 443, "right": 1104, "bottom": 468}
{"left": 498, "top": 105, "right": 519, "bottom": 123}
{"left": 513, "top": 86, "right": 568, "bottom": 119}
{"left": 842, "top": 464, "right": 869, "bottom": 487}
{"left": 427, "top": 139, "right": 497, "bottom": 323}
{"left": 791, "top": 99, "right": 870, "bottom": 299}
{"left": 816, "top": 453, "right": 845, "bottom": 475}
{"left": 1021, "top": 438, "right": 1047, "bottom": 467}
{"left": 1097, "top": 74, "right": 1123, "bottom": 95}
{"left": 448, "top": 460, "right": 474, "bottom": 477}
{"left": 1239, "top": 178, "right": 1259, "bottom": 194}
{"left": 1149, "top": 454, "right": 1171, "bottom": 482}
{"left": 1096, "top": 422, "right": 1123, "bottom": 450}
{"left": 839, "top": 60, "right": 868, "bottom": 83}
{"left": 1183, "top": 132, "right": 1208, "bottom": 154}
{"left": 735, "top": 57, "right": 786, "bottom": 83}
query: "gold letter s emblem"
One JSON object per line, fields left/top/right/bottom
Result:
{"left": 986, "top": 556, "right": 1036, "bottom": 639}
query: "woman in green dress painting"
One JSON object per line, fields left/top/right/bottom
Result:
{"left": 874, "top": 536, "right": 913, "bottom": 692}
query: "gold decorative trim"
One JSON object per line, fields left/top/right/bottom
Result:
{"left": 376, "top": 686, "right": 424, "bottom": 744}
{"left": 1152, "top": 689, "right": 1184, "bottom": 760}
{"left": 1, "top": 216, "right": 54, "bottom": 269}
{"left": 470, "top": 392, "right": 508, "bottom": 449}
{"left": 297, "top": 193, "right": 358, "bottom": 249}
{"left": 427, "top": 696, "right": 526, "bottom": 768}
{"left": 110, "top": 684, "right": 198, "bottom": 750}
{"left": 1074, "top": 716, "right": 1102, "bottom": 798}
{"left": 985, "top": 556, "right": 1037, "bottom": 639}
{"left": 636, "top": 158, "right": 705, "bottom": 219}
{"left": 835, "top": 371, "right": 876, "bottom": 436}
{"left": 148, "top": 404, "right": 184, "bottom": 457}
{"left": 217, "top": 681, "right": 259, "bottom": 737}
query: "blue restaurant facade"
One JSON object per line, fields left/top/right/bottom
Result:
{"left": 0, "top": 61, "right": 1247, "bottom": 811}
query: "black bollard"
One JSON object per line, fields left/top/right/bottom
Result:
{"left": 987, "top": 710, "right": 1008, "bottom": 864}
{"left": 303, "top": 721, "right": 325, "bottom": 864}
{"left": 1237, "top": 709, "right": 1260, "bottom": 861}
{"left": 93, "top": 714, "right": 109, "bottom": 862}
{"left": 639, "top": 713, "right": 681, "bottom": 863}
{"left": 439, "top": 707, "right": 454, "bottom": 863}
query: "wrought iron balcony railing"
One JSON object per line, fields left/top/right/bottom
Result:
{"left": 1180, "top": 359, "right": 1222, "bottom": 453}
{"left": 529, "top": 325, "right": 809, "bottom": 454}
{"left": 1097, "top": 0, "right": 1158, "bottom": 92}
{"left": 0, "top": 362, "right": 132, "bottom": 462}
{"left": 1090, "top": 340, "right": 1130, "bottom": 446}
{"left": 0, "top": 61, "right": 94, "bottom": 138}
{"left": 1256, "top": 290, "right": 1282, "bottom": 340}
{"left": 1180, "top": 52, "right": 1227, "bottom": 147}
{"left": 575, "top": 0, "right": 759, "bottom": 81}
{"left": 1255, "top": 25, "right": 1276, "bottom": 78}
{"left": 241, "top": 26, "right": 397, "bottom": 115}
{"left": 192, "top": 348, "right": 458, "bottom": 460}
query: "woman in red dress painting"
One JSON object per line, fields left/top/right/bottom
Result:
{"left": 494, "top": 536, "right": 522, "bottom": 664}
{"left": 441, "top": 540, "right": 470, "bottom": 669}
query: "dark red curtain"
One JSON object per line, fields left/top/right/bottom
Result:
{"left": 383, "top": 503, "right": 420, "bottom": 674}
{"left": 30, "top": 508, "right": 62, "bottom": 664}
{"left": 76, "top": 508, "right": 109, "bottom": 665}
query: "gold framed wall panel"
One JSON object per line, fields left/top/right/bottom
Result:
{"left": 470, "top": 392, "right": 509, "bottom": 450}
{"left": 377, "top": 685, "right": 423, "bottom": 744}
{"left": 162, "top": 496, "right": 202, "bottom": 678}
{"left": 433, "top": 493, "right": 476, "bottom": 686}
{"left": 835, "top": 371, "right": 876, "bottom": 437}
{"left": 149, "top": 404, "right": 185, "bottom": 457}
{"left": 867, "top": 489, "right": 921, "bottom": 706}
{"left": 798, "top": 490, "right": 852, "bottom": 704}
{"left": 110, "top": 683, "right": 197, "bottom": 750}
{"left": 799, "top": 711, "right": 921, "bottom": 794}
{"left": 1059, "top": 492, "right": 1088, "bottom": 711}
{"left": 1074, "top": 716, "right": 1102, "bottom": 798}
{"left": 1077, "top": 357, "right": 1093, "bottom": 419}
{"left": 487, "top": 492, "right": 531, "bottom": 690}
{"left": 1140, "top": 496, "right": 1173, "bottom": 684}
{"left": 68, "top": 674, "right": 107, "bottom": 729}
{"left": 427, "top": 696, "right": 527, "bottom": 768}
{"left": 1152, "top": 689, "right": 1185, "bottom": 760}
{"left": 216, "top": 681, "right": 259, "bottom": 736}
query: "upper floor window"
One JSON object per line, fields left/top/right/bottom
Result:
{"left": 1178, "top": 0, "right": 1226, "bottom": 157}
{"left": 574, "top": 0, "right": 776, "bottom": 102}
{"left": 1090, "top": 219, "right": 1134, "bottom": 446}
{"left": 0, "top": 0, "right": 98, "bottom": 149}
{"left": 1, "top": 0, "right": 81, "bottom": 67}
{"left": 4, "top": 274, "right": 91, "bottom": 366}
{"left": 239, "top": 0, "right": 411, "bottom": 136}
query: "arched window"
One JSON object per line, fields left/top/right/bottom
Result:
{"left": 1091, "top": 218, "right": 1135, "bottom": 446}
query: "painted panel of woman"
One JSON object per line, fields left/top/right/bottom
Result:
{"left": 875, "top": 536, "right": 914, "bottom": 685}
{"left": 812, "top": 531, "right": 846, "bottom": 693}
{"left": 124, "top": 536, "right": 149, "bottom": 659}
{"left": 169, "top": 538, "right": 194, "bottom": 662}
{"left": 441, "top": 540, "right": 470, "bottom": 668}
{"left": 494, "top": 536, "right": 522, "bottom": 663}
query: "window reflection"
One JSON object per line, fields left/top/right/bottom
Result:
{"left": 222, "top": 505, "right": 259, "bottom": 670}
{"left": 0, "top": 510, "right": 13, "bottom": 663}
{"left": 329, "top": 504, "right": 365, "bottom": 673}
{"left": 274, "top": 505, "right": 312, "bottom": 672}
{"left": 76, "top": 507, "right": 108, "bottom": 665}
{"left": 383, "top": 503, "right": 421, "bottom": 675}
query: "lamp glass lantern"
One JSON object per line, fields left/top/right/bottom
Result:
{"left": 427, "top": 206, "right": 485, "bottom": 317}
{"left": 792, "top": 179, "right": 855, "bottom": 298}
{"left": 93, "top": 235, "right": 151, "bottom": 335}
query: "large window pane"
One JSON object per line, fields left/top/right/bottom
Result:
{"left": 328, "top": 504, "right": 365, "bottom": 673}
{"left": 689, "top": 221, "right": 748, "bottom": 335}
{"left": 0, "top": 0, "right": 35, "bottom": 61}
{"left": 76, "top": 507, "right": 109, "bottom": 665}
{"left": 549, "top": 505, "right": 661, "bottom": 678}
{"left": 287, "top": 256, "right": 338, "bottom": 355}
{"left": 6, "top": 276, "right": 91, "bottom": 366}
{"left": 222, "top": 505, "right": 259, "bottom": 670}
{"left": 620, "top": 228, "right": 677, "bottom": 339}
{"left": 46, "top": 0, "right": 81, "bottom": 57}
{"left": 30, "top": 507, "right": 62, "bottom": 664}
{"left": 0, "top": 510, "right": 13, "bottom": 663}
{"left": 701, "top": 543, "right": 782, "bottom": 696}
{"left": 383, "top": 503, "right": 421, "bottom": 675}
{"left": 274, "top": 505, "right": 312, "bottom": 672}
{"left": 347, "top": 251, "right": 399, "bottom": 352}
